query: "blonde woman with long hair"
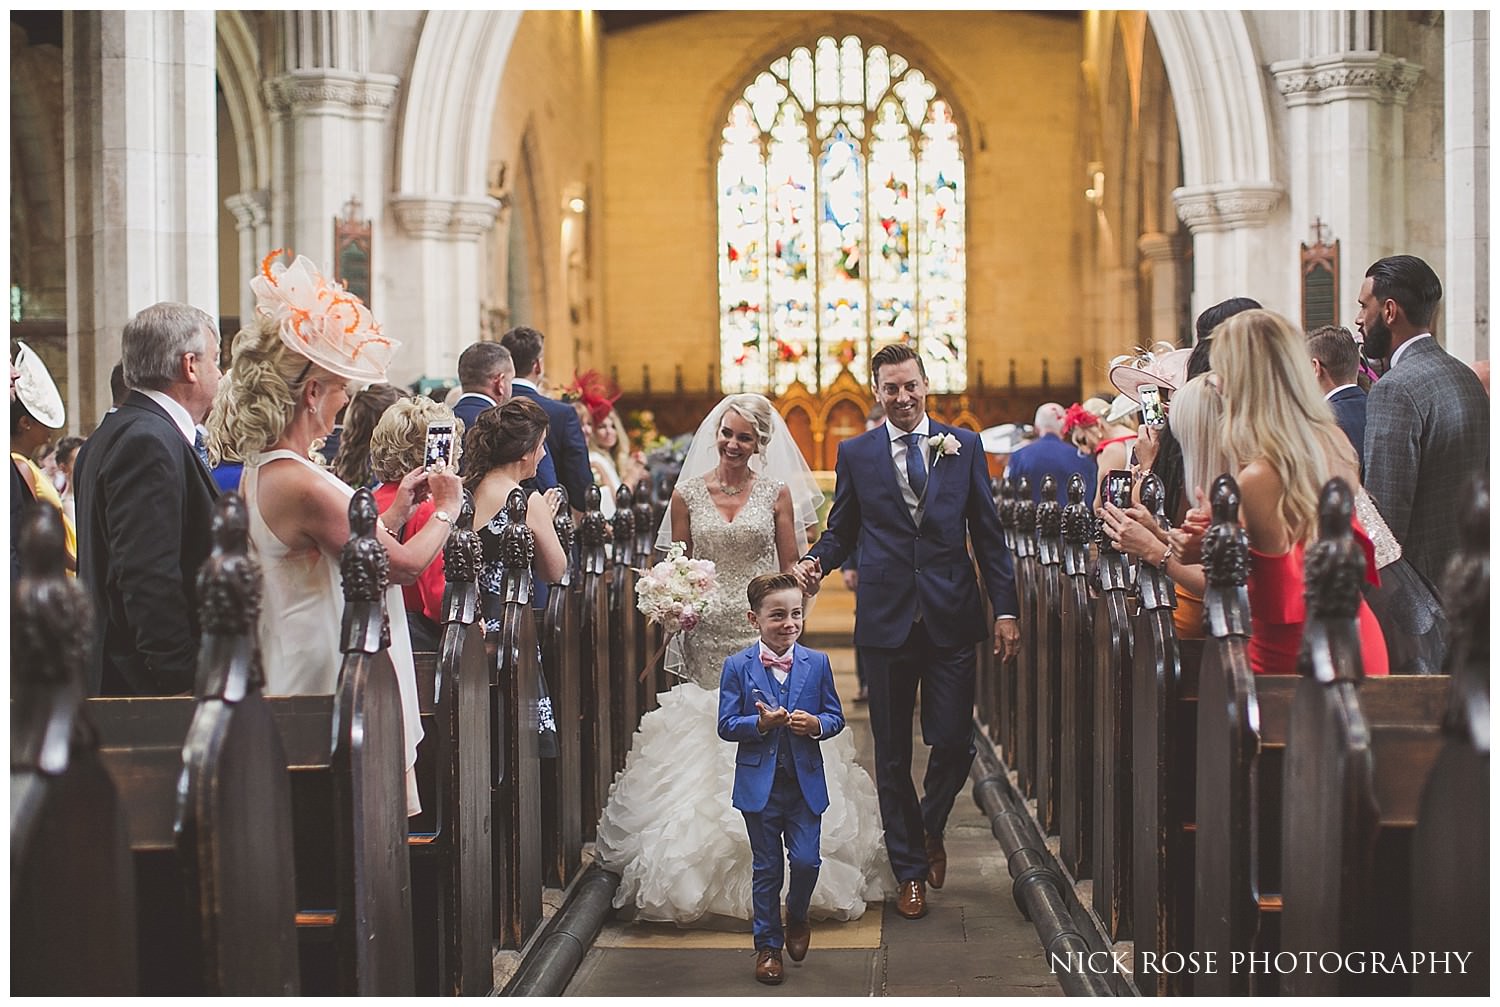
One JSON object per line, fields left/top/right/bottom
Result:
{"left": 1209, "top": 309, "right": 1388, "bottom": 676}
{"left": 220, "top": 252, "right": 465, "bottom": 815}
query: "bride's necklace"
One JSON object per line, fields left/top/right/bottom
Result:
{"left": 714, "top": 467, "right": 747, "bottom": 496}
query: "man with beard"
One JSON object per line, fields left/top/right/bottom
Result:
{"left": 1357, "top": 254, "right": 1489, "bottom": 589}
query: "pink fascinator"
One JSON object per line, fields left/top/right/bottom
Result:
{"left": 250, "top": 249, "right": 398, "bottom": 383}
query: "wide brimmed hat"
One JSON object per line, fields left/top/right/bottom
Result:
{"left": 1105, "top": 392, "right": 1140, "bottom": 424}
{"left": 250, "top": 249, "right": 399, "bottom": 383}
{"left": 980, "top": 423, "right": 1031, "bottom": 455}
{"left": 1108, "top": 343, "right": 1192, "bottom": 403}
{"left": 13, "top": 341, "right": 64, "bottom": 429}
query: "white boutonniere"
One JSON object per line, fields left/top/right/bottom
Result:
{"left": 928, "top": 432, "right": 962, "bottom": 462}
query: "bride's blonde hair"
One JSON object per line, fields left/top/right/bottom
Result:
{"left": 1210, "top": 309, "right": 1354, "bottom": 545}
{"left": 212, "top": 314, "right": 345, "bottom": 462}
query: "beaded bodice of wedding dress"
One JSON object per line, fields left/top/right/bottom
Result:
{"left": 676, "top": 474, "right": 780, "bottom": 688}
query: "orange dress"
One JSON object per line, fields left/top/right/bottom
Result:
{"left": 1246, "top": 521, "right": 1389, "bottom": 677}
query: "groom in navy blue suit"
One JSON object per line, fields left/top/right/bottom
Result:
{"left": 796, "top": 343, "right": 1020, "bottom": 920}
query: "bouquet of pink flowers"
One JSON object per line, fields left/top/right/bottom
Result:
{"left": 635, "top": 542, "right": 717, "bottom": 680}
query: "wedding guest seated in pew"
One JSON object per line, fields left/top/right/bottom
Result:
{"left": 217, "top": 250, "right": 464, "bottom": 814}
{"left": 1063, "top": 396, "right": 1136, "bottom": 510}
{"left": 370, "top": 396, "right": 466, "bottom": 652}
{"left": 464, "top": 396, "right": 568, "bottom": 756}
{"left": 1201, "top": 309, "right": 1390, "bottom": 676}
{"left": 1101, "top": 374, "right": 1231, "bottom": 641}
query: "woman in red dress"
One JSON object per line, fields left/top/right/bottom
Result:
{"left": 1209, "top": 309, "right": 1388, "bottom": 676}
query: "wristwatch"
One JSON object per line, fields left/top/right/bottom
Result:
{"left": 432, "top": 510, "right": 454, "bottom": 526}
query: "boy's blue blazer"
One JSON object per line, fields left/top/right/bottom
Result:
{"left": 717, "top": 642, "right": 844, "bottom": 815}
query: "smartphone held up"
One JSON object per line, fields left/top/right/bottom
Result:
{"left": 1139, "top": 384, "right": 1167, "bottom": 429}
{"left": 424, "top": 420, "right": 455, "bottom": 472}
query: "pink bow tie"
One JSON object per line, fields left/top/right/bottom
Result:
{"left": 760, "top": 650, "right": 793, "bottom": 673}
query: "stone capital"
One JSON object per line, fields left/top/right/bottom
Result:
{"left": 1269, "top": 52, "right": 1424, "bottom": 108}
{"left": 1136, "top": 231, "right": 1183, "bottom": 262}
{"left": 390, "top": 193, "right": 502, "bottom": 240}
{"left": 262, "top": 68, "right": 400, "bottom": 118}
{"left": 1172, "top": 183, "right": 1282, "bottom": 235}
{"left": 224, "top": 189, "right": 270, "bottom": 231}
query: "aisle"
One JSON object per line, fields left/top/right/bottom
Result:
{"left": 565, "top": 579, "right": 1062, "bottom": 996}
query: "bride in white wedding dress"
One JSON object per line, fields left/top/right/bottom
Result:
{"left": 593, "top": 393, "right": 893, "bottom": 924}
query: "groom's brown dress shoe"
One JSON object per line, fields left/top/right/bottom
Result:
{"left": 926, "top": 833, "right": 947, "bottom": 890}
{"left": 755, "top": 947, "right": 784, "bottom": 984}
{"left": 896, "top": 879, "right": 928, "bottom": 919}
{"left": 785, "top": 919, "right": 811, "bottom": 961}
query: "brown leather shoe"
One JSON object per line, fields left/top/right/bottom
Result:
{"left": 785, "top": 919, "right": 811, "bottom": 962}
{"left": 896, "top": 879, "right": 928, "bottom": 919}
{"left": 926, "top": 833, "right": 947, "bottom": 890}
{"left": 755, "top": 947, "right": 784, "bottom": 985}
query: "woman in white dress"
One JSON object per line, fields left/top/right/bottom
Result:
{"left": 594, "top": 393, "right": 892, "bottom": 924}
{"left": 216, "top": 252, "right": 464, "bottom": 816}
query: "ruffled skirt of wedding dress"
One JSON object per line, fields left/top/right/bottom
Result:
{"left": 593, "top": 682, "right": 895, "bottom": 925}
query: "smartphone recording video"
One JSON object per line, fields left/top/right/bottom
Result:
{"left": 1139, "top": 384, "right": 1166, "bottom": 429}
{"left": 424, "top": 420, "right": 455, "bottom": 471}
{"left": 1104, "top": 469, "right": 1133, "bottom": 510}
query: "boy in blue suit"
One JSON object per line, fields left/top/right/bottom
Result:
{"left": 718, "top": 572, "right": 845, "bottom": 985}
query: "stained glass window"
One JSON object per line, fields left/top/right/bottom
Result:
{"left": 718, "top": 36, "right": 967, "bottom": 394}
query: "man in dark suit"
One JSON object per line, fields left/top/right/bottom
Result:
{"left": 74, "top": 302, "right": 222, "bottom": 695}
{"left": 795, "top": 343, "right": 1019, "bottom": 922}
{"left": 1306, "top": 325, "right": 1368, "bottom": 473}
{"left": 1003, "top": 401, "right": 1096, "bottom": 506}
{"left": 499, "top": 326, "right": 594, "bottom": 507}
{"left": 452, "top": 340, "right": 515, "bottom": 433}
{"left": 1358, "top": 255, "right": 1489, "bottom": 588}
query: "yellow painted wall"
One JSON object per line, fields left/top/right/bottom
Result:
{"left": 599, "top": 11, "right": 1086, "bottom": 394}
{"left": 486, "top": 10, "right": 605, "bottom": 385}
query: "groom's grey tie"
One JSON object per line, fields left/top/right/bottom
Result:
{"left": 904, "top": 432, "right": 928, "bottom": 498}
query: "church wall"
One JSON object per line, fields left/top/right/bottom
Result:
{"left": 599, "top": 12, "right": 1084, "bottom": 395}
{"left": 482, "top": 10, "right": 604, "bottom": 386}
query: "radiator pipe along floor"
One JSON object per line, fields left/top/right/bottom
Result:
{"left": 970, "top": 734, "right": 1114, "bottom": 997}
{"left": 504, "top": 864, "right": 621, "bottom": 997}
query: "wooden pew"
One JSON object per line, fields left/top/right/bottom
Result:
{"left": 1032, "top": 476, "right": 1064, "bottom": 827}
{"left": 977, "top": 477, "right": 1010, "bottom": 743}
{"left": 1279, "top": 478, "right": 1450, "bottom": 995}
{"left": 540, "top": 489, "right": 584, "bottom": 888}
{"left": 1190, "top": 475, "right": 1267, "bottom": 996}
{"left": 1130, "top": 475, "right": 1202, "bottom": 995}
{"left": 631, "top": 479, "right": 665, "bottom": 713}
{"left": 12, "top": 505, "right": 139, "bottom": 994}
{"left": 1010, "top": 478, "right": 1041, "bottom": 799}
{"left": 85, "top": 495, "right": 301, "bottom": 994}
{"left": 1193, "top": 477, "right": 1451, "bottom": 994}
{"left": 1092, "top": 486, "right": 1134, "bottom": 943}
{"left": 409, "top": 493, "right": 494, "bottom": 995}
{"left": 576, "top": 486, "right": 615, "bottom": 837}
{"left": 1410, "top": 478, "right": 1489, "bottom": 995}
{"left": 275, "top": 487, "right": 415, "bottom": 993}
{"left": 990, "top": 478, "right": 1015, "bottom": 757}
{"left": 492, "top": 488, "right": 545, "bottom": 950}
{"left": 1056, "top": 474, "right": 1093, "bottom": 877}
{"left": 609, "top": 484, "right": 641, "bottom": 775}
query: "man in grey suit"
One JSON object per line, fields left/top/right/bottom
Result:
{"left": 1357, "top": 255, "right": 1489, "bottom": 589}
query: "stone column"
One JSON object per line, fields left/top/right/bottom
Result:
{"left": 1444, "top": 11, "right": 1489, "bottom": 363}
{"left": 225, "top": 190, "right": 271, "bottom": 328}
{"left": 63, "top": 10, "right": 219, "bottom": 430}
{"left": 1172, "top": 184, "right": 1285, "bottom": 318}
{"left": 262, "top": 68, "right": 398, "bottom": 271}
{"left": 1137, "top": 232, "right": 1185, "bottom": 346}
{"left": 1270, "top": 13, "right": 1424, "bottom": 327}
{"left": 388, "top": 195, "right": 502, "bottom": 381}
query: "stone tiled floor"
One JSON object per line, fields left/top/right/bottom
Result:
{"left": 564, "top": 579, "right": 1061, "bottom": 997}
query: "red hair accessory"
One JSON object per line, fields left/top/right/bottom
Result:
{"left": 566, "top": 369, "right": 622, "bottom": 426}
{"left": 1061, "top": 402, "right": 1100, "bottom": 437}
